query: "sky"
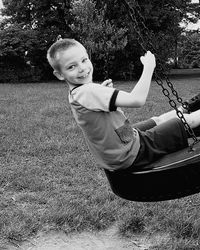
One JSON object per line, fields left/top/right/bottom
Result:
{"left": 184, "top": 0, "right": 200, "bottom": 30}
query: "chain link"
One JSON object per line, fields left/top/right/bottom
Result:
{"left": 122, "top": 0, "right": 199, "bottom": 148}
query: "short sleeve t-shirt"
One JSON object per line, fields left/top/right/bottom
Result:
{"left": 68, "top": 83, "right": 140, "bottom": 171}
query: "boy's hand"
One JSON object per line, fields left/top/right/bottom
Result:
{"left": 101, "top": 79, "right": 113, "bottom": 88}
{"left": 140, "top": 51, "right": 156, "bottom": 70}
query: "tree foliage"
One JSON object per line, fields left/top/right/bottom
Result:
{"left": 71, "top": 0, "right": 127, "bottom": 79}
{"left": 2, "top": 0, "right": 72, "bottom": 33}
{"left": 118, "top": 0, "right": 200, "bottom": 70}
{"left": 0, "top": 0, "right": 74, "bottom": 82}
{"left": 178, "top": 32, "right": 200, "bottom": 68}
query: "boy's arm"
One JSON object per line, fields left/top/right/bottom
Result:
{"left": 115, "top": 51, "right": 156, "bottom": 108}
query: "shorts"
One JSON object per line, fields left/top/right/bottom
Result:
{"left": 130, "top": 117, "right": 188, "bottom": 169}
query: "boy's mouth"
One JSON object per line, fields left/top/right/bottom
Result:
{"left": 78, "top": 71, "right": 90, "bottom": 79}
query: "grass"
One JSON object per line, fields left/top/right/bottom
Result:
{"left": 0, "top": 75, "right": 200, "bottom": 249}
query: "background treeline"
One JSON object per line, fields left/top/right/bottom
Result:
{"left": 0, "top": 0, "right": 199, "bottom": 83}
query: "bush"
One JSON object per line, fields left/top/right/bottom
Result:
{"left": 0, "top": 65, "right": 43, "bottom": 83}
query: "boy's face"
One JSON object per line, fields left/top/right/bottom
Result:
{"left": 54, "top": 45, "right": 93, "bottom": 87}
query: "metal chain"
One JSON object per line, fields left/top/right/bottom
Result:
{"left": 122, "top": 0, "right": 199, "bottom": 147}
{"left": 154, "top": 73, "right": 198, "bottom": 148}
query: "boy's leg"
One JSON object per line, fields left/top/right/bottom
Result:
{"left": 132, "top": 117, "right": 188, "bottom": 168}
{"left": 130, "top": 107, "right": 200, "bottom": 169}
{"left": 155, "top": 109, "right": 200, "bottom": 129}
{"left": 152, "top": 92, "right": 200, "bottom": 124}
{"left": 133, "top": 92, "right": 200, "bottom": 134}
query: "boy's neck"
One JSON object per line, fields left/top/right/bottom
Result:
{"left": 68, "top": 83, "right": 82, "bottom": 91}
{"left": 68, "top": 82, "right": 93, "bottom": 91}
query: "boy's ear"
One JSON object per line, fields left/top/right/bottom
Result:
{"left": 53, "top": 70, "right": 65, "bottom": 81}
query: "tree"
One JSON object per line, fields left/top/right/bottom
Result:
{"left": 0, "top": 23, "right": 45, "bottom": 82}
{"left": 70, "top": 0, "right": 127, "bottom": 79}
{"left": 2, "top": 0, "right": 72, "bottom": 33}
{"left": 0, "top": 0, "right": 74, "bottom": 82}
{"left": 178, "top": 32, "right": 200, "bottom": 68}
{"left": 95, "top": 0, "right": 200, "bottom": 73}
{"left": 1, "top": 0, "right": 75, "bottom": 46}
{"left": 121, "top": 0, "right": 198, "bottom": 61}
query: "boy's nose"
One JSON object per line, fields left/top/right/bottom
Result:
{"left": 78, "top": 67, "right": 84, "bottom": 72}
{"left": 78, "top": 64, "right": 86, "bottom": 72}
{"left": 78, "top": 68, "right": 84, "bottom": 73}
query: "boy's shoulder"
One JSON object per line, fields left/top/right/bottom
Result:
{"left": 69, "top": 83, "right": 118, "bottom": 112}
{"left": 70, "top": 82, "right": 99, "bottom": 93}
{"left": 70, "top": 82, "right": 113, "bottom": 97}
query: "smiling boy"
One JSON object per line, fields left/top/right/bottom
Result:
{"left": 47, "top": 38, "right": 200, "bottom": 171}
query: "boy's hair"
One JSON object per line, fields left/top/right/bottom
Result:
{"left": 47, "top": 38, "right": 83, "bottom": 72}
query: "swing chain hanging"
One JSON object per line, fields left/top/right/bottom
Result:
{"left": 121, "top": 0, "right": 199, "bottom": 148}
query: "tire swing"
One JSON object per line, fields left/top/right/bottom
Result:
{"left": 105, "top": 0, "right": 200, "bottom": 202}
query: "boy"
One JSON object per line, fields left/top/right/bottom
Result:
{"left": 47, "top": 38, "right": 200, "bottom": 171}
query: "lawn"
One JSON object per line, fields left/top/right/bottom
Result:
{"left": 1, "top": 75, "right": 200, "bottom": 249}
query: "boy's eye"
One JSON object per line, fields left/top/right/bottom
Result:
{"left": 68, "top": 65, "right": 75, "bottom": 70}
{"left": 82, "top": 58, "right": 88, "bottom": 63}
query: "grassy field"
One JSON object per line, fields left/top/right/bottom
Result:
{"left": 1, "top": 75, "right": 200, "bottom": 249}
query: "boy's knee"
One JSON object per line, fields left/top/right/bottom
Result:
{"left": 185, "top": 113, "right": 197, "bottom": 128}
{"left": 151, "top": 116, "right": 161, "bottom": 125}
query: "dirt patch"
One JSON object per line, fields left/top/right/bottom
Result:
{"left": 5, "top": 226, "right": 169, "bottom": 250}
